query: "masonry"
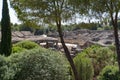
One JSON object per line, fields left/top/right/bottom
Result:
{"left": 0, "top": 30, "right": 117, "bottom": 57}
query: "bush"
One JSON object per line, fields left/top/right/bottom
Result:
{"left": 13, "top": 40, "right": 40, "bottom": 50}
{"left": 4, "top": 48, "right": 70, "bottom": 80}
{"left": 0, "top": 55, "right": 6, "bottom": 80}
{"left": 12, "top": 46, "right": 26, "bottom": 53}
{"left": 72, "top": 53, "right": 94, "bottom": 80}
{"left": 103, "top": 26, "right": 112, "bottom": 30}
{"left": 98, "top": 66, "right": 120, "bottom": 80}
{"left": 108, "top": 45, "right": 117, "bottom": 64}
{"left": 80, "top": 45, "right": 115, "bottom": 76}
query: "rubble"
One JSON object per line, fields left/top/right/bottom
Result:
{"left": 0, "top": 30, "right": 118, "bottom": 56}
{"left": 62, "top": 30, "right": 115, "bottom": 47}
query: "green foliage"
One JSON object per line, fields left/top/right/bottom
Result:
{"left": 62, "top": 23, "right": 99, "bottom": 31}
{"left": 11, "top": 23, "right": 20, "bottom": 31}
{"left": 108, "top": 45, "right": 116, "bottom": 52}
{"left": 11, "top": 23, "right": 36, "bottom": 32}
{"left": 80, "top": 45, "right": 115, "bottom": 76}
{"left": 108, "top": 45, "right": 117, "bottom": 62}
{"left": 2, "top": 48, "right": 70, "bottom": 80}
{"left": 12, "top": 46, "right": 26, "bottom": 53}
{"left": 0, "top": 0, "right": 12, "bottom": 56}
{"left": 73, "top": 53, "right": 94, "bottom": 80}
{"left": 78, "top": 22, "right": 98, "bottom": 30}
{"left": 48, "top": 24, "right": 57, "bottom": 32}
{"left": 97, "top": 27, "right": 103, "bottom": 30}
{"left": 13, "top": 40, "right": 40, "bottom": 50}
{"left": 12, "top": 40, "right": 40, "bottom": 54}
{"left": 97, "top": 26, "right": 113, "bottom": 30}
{"left": 10, "top": 0, "right": 73, "bottom": 26}
{"left": 103, "top": 26, "right": 112, "bottom": 30}
{"left": 0, "top": 55, "right": 6, "bottom": 80}
{"left": 98, "top": 66, "right": 120, "bottom": 80}
{"left": 19, "top": 24, "right": 34, "bottom": 32}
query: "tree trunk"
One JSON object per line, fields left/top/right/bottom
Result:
{"left": 111, "top": 13, "right": 120, "bottom": 71}
{"left": 56, "top": 22, "right": 79, "bottom": 80}
{"left": 0, "top": 0, "right": 11, "bottom": 56}
{"left": 113, "top": 23, "right": 120, "bottom": 71}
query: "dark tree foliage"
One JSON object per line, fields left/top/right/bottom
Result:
{"left": 0, "top": 0, "right": 12, "bottom": 56}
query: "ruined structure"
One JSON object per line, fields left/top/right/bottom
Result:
{"left": 0, "top": 30, "right": 117, "bottom": 56}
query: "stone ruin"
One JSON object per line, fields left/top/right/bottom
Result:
{"left": 54, "top": 30, "right": 117, "bottom": 57}
{"left": 0, "top": 30, "right": 118, "bottom": 57}
{"left": 63, "top": 30, "right": 115, "bottom": 47}
{"left": 47, "top": 30, "right": 116, "bottom": 57}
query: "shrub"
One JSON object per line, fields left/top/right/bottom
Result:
{"left": 103, "top": 26, "right": 112, "bottom": 30}
{"left": 72, "top": 53, "right": 94, "bottom": 80}
{"left": 12, "top": 46, "right": 26, "bottom": 53}
{"left": 13, "top": 40, "right": 40, "bottom": 50}
{"left": 98, "top": 66, "right": 120, "bottom": 80}
{"left": 108, "top": 45, "right": 118, "bottom": 64}
{"left": 4, "top": 48, "right": 70, "bottom": 80}
{"left": 0, "top": 55, "right": 7, "bottom": 80}
{"left": 80, "top": 45, "right": 115, "bottom": 76}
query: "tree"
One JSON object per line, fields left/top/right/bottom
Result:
{"left": 10, "top": 0, "right": 79, "bottom": 80}
{"left": 89, "top": 0, "right": 120, "bottom": 71}
{"left": 0, "top": 0, "right": 12, "bottom": 56}
{"left": 70, "top": 0, "right": 120, "bottom": 71}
